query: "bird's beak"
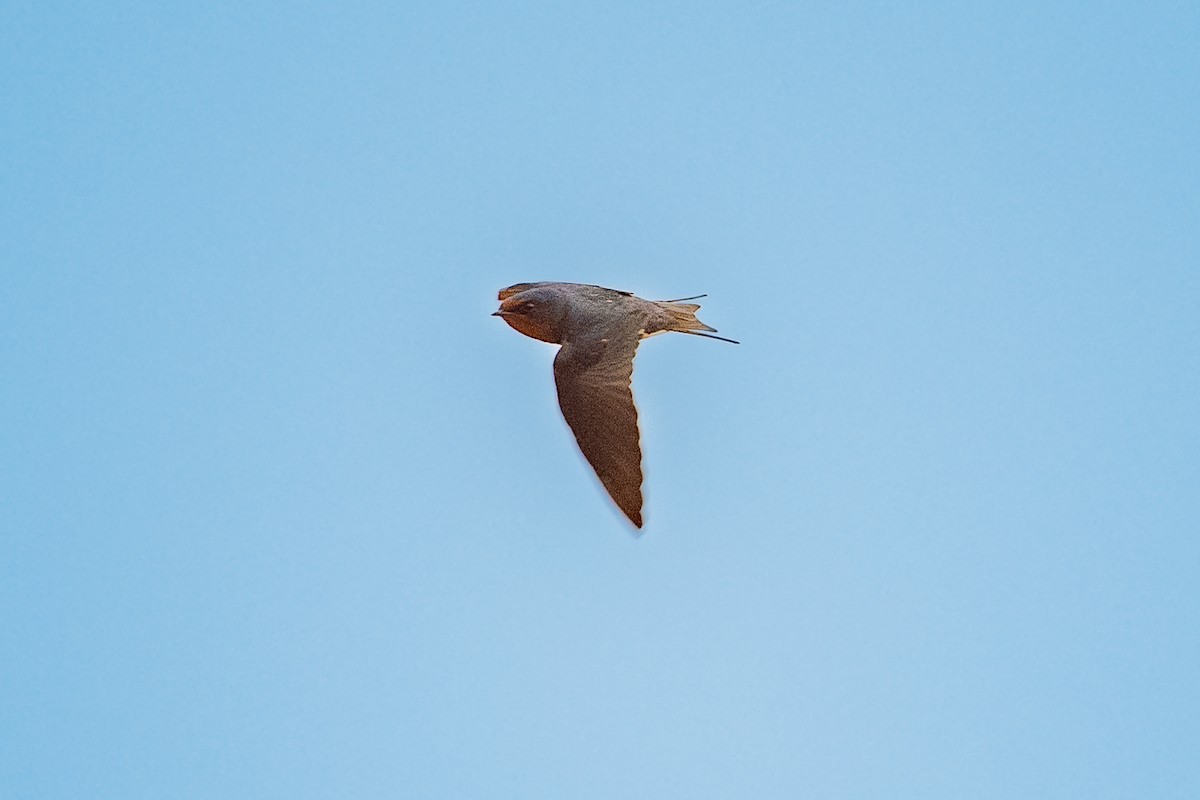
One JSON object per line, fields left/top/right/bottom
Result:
{"left": 491, "top": 310, "right": 503, "bottom": 317}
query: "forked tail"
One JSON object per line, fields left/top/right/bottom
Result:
{"left": 655, "top": 294, "right": 739, "bottom": 344}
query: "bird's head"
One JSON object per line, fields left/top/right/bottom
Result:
{"left": 493, "top": 285, "right": 567, "bottom": 343}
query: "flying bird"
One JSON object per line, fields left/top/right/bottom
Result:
{"left": 493, "top": 282, "right": 737, "bottom": 529}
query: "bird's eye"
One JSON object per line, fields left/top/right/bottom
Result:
{"left": 523, "top": 301, "right": 536, "bottom": 311}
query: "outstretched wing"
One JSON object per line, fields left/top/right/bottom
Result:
{"left": 553, "top": 330, "right": 644, "bottom": 528}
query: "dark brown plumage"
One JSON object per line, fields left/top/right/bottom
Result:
{"left": 493, "top": 282, "right": 736, "bottom": 529}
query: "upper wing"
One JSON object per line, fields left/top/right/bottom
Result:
{"left": 553, "top": 330, "right": 644, "bottom": 528}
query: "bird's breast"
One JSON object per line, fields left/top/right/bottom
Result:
{"left": 501, "top": 313, "right": 560, "bottom": 344}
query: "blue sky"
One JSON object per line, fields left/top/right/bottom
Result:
{"left": 3, "top": 2, "right": 1198, "bottom": 797}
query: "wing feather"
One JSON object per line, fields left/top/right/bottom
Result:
{"left": 553, "top": 333, "right": 644, "bottom": 528}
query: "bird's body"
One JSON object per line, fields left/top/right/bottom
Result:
{"left": 493, "top": 282, "right": 736, "bottom": 529}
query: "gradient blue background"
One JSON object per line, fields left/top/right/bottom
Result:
{"left": 3, "top": 2, "right": 1198, "bottom": 797}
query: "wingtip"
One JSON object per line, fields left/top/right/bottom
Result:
{"left": 618, "top": 502, "right": 643, "bottom": 530}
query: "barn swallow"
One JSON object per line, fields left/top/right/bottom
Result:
{"left": 493, "top": 282, "right": 737, "bottom": 529}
